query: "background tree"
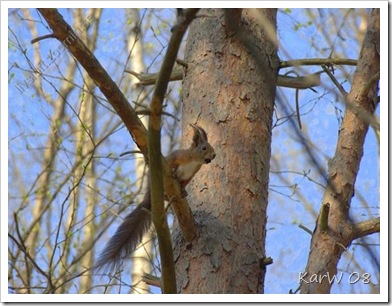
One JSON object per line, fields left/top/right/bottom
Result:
{"left": 6, "top": 7, "right": 381, "bottom": 296}
{"left": 126, "top": 8, "right": 153, "bottom": 294}
{"left": 299, "top": 8, "right": 380, "bottom": 294}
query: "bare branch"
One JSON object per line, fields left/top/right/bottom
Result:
{"left": 8, "top": 233, "right": 51, "bottom": 285}
{"left": 298, "top": 224, "right": 313, "bottom": 235}
{"left": 277, "top": 73, "right": 321, "bottom": 89}
{"left": 279, "top": 57, "right": 357, "bottom": 69}
{"left": 35, "top": 9, "right": 197, "bottom": 268}
{"left": 142, "top": 273, "right": 161, "bottom": 288}
{"left": 125, "top": 67, "right": 183, "bottom": 86}
{"left": 148, "top": 8, "right": 200, "bottom": 294}
{"left": 128, "top": 66, "right": 322, "bottom": 89}
{"left": 36, "top": 8, "right": 149, "bottom": 156}
{"left": 352, "top": 217, "right": 380, "bottom": 241}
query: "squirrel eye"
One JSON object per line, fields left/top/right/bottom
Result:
{"left": 202, "top": 145, "right": 207, "bottom": 151}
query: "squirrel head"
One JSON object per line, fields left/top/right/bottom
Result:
{"left": 190, "top": 124, "right": 216, "bottom": 164}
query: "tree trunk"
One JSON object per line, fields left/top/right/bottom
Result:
{"left": 174, "top": 8, "right": 278, "bottom": 294}
{"left": 300, "top": 8, "right": 379, "bottom": 294}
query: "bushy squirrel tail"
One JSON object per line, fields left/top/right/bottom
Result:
{"left": 94, "top": 194, "right": 151, "bottom": 271}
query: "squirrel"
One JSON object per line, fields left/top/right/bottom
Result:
{"left": 95, "top": 124, "right": 216, "bottom": 271}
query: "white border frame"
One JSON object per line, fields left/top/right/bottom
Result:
{"left": 1, "top": 1, "right": 388, "bottom": 303}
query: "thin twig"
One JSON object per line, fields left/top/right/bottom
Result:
{"left": 321, "top": 64, "right": 348, "bottom": 98}
{"left": 31, "top": 34, "right": 56, "bottom": 44}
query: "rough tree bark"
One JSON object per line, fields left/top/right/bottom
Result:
{"left": 173, "top": 9, "right": 278, "bottom": 293}
{"left": 300, "top": 8, "right": 380, "bottom": 294}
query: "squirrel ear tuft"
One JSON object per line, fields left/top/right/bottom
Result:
{"left": 190, "top": 124, "right": 200, "bottom": 144}
{"left": 189, "top": 124, "right": 207, "bottom": 143}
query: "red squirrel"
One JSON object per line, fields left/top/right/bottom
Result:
{"left": 95, "top": 124, "right": 216, "bottom": 271}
